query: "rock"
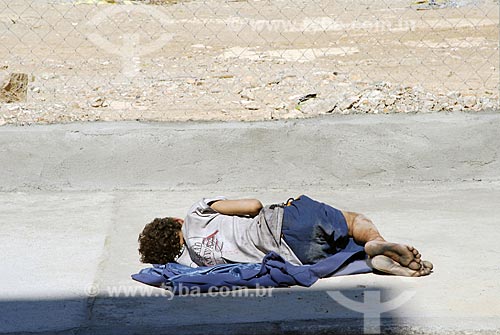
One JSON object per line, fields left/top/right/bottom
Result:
{"left": 337, "top": 95, "right": 359, "bottom": 110}
{"left": 353, "top": 90, "right": 383, "bottom": 113}
{"left": 90, "top": 97, "right": 107, "bottom": 108}
{"left": 440, "top": 102, "right": 451, "bottom": 111}
{"left": 374, "top": 81, "right": 392, "bottom": 89}
{"left": 447, "top": 91, "right": 461, "bottom": 99}
{"left": 301, "top": 98, "right": 336, "bottom": 114}
{"left": 478, "top": 97, "right": 495, "bottom": 110}
{"left": 0, "top": 73, "right": 29, "bottom": 103}
{"left": 240, "top": 100, "right": 260, "bottom": 110}
{"left": 70, "top": 102, "right": 81, "bottom": 109}
{"left": 384, "top": 95, "right": 397, "bottom": 106}
{"left": 355, "top": 98, "right": 372, "bottom": 113}
{"left": 365, "top": 89, "right": 384, "bottom": 103}
{"left": 297, "top": 93, "right": 317, "bottom": 104}
{"left": 288, "top": 93, "right": 305, "bottom": 101}
{"left": 422, "top": 100, "right": 435, "bottom": 111}
{"left": 273, "top": 102, "right": 286, "bottom": 110}
{"left": 462, "top": 96, "right": 476, "bottom": 108}
{"left": 413, "top": 85, "right": 425, "bottom": 94}
{"left": 425, "top": 92, "right": 436, "bottom": 101}
{"left": 395, "top": 89, "right": 405, "bottom": 96}
{"left": 240, "top": 88, "right": 255, "bottom": 100}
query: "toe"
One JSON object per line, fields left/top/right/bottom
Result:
{"left": 422, "top": 260, "right": 434, "bottom": 270}
{"left": 408, "top": 260, "right": 421, "bottom": 271}
{"left": 411, "top": 270, "right": 422, "bottom": 277}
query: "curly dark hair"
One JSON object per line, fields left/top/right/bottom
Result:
{"left": 138, "top": 217, "right": 183, "bottom": 264}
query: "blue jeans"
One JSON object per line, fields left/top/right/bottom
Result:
{"left": 282, "top": 195, "right": 359, "bottom": 264}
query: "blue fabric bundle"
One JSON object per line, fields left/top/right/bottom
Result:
{"left": 132, "top": 241, "right": 371, "bottom": 294}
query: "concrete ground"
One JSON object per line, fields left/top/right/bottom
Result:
{"left": 1, "top": 112, "right": 500, "bottom": 334}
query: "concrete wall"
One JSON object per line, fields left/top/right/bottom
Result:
{"left": 1, "top": 112, "right": 499, "bottom": 191}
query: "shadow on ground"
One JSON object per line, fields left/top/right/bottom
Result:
{"left": 1, "top": 286, "right": 412, "bottom": 335}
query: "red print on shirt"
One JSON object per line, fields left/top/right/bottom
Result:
{"left": 192, "top": 230, "right": 224, "bottom": 266}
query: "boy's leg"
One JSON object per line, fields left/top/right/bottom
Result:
{"left": 342, "top": 211, "right": 425, "bottom": 271}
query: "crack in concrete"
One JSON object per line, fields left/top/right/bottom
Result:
{"left": 82, "top": 192, "right": 119, "bottom": 328}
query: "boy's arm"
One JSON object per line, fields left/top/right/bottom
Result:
{"left": 209, "top": 199, "right": 263, "bottom": 217}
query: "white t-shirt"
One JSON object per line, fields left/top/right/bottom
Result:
{"left": 175, "top": 196, "right": 302, "bottom": 267}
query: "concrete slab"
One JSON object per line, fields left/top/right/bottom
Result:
{"left": 0, "top": 192, "right": 114, "bottom": 333}
{"left": 0, "top": 112, "right": 499, "bottom": 192}
{"left": 1, "top": 113, "right": 499, "bottom": 334}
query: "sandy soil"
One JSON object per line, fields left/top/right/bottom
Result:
{"left": 0, "top": 0, "right": 498, "bottom": 124}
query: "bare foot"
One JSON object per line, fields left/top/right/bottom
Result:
{"left": 422, "top": 260, "right": 433, "bottom": 271}
{"left": 369, "top": 255, "right": 433, "bottom": 277}
{"left": 364, "top": 240, "right": 422, "bottom": 270}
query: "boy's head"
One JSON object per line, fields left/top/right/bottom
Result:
{"left": 138, "top": 217, "right": 184, "bottom": 264}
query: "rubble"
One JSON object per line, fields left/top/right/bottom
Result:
{"left": 299, "top": 81, "right": 497, "bottom": 115}
{"left": 0, "top": 73, "right": 29, "bottom": 103}
{"left": 90, "top": 97, "right": 108, "bottom": 108}
{"left": 1, "top": 76, "right": 497, "bottom": 126}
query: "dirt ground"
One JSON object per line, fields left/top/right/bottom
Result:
{"left": 0, "top": 0, "right": 498, "bottom": 124}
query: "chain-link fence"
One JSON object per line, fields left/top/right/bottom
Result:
{"left": 0, "top": 0, "right": 498, "bottom": 125}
